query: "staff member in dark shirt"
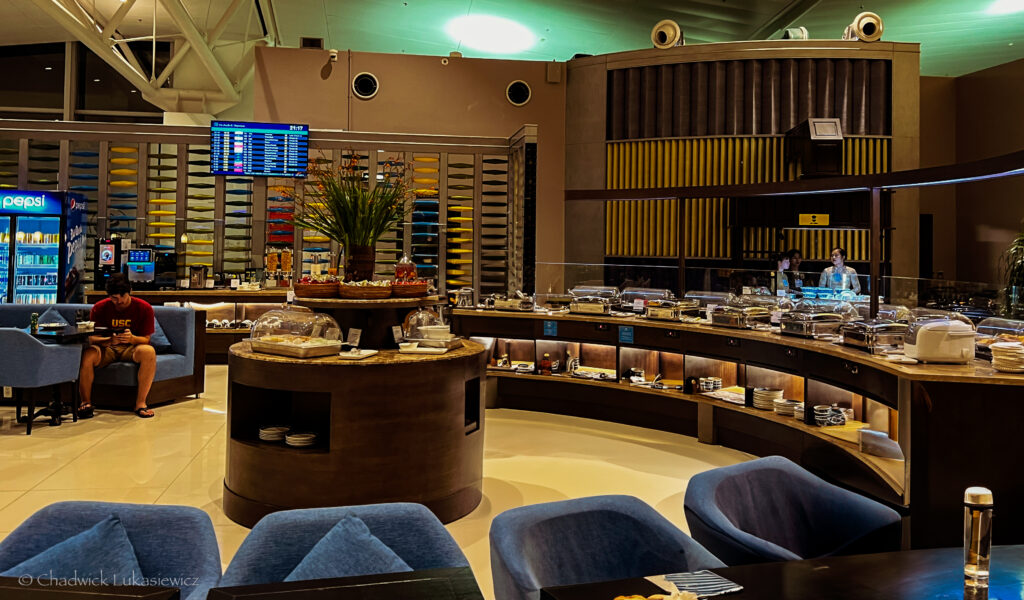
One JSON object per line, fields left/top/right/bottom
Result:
{"left": 78, "top": 274, "right": 157, "bottom": 418}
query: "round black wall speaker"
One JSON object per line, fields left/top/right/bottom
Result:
{"left": 506, "top": 80, "right": 531, "bottom": 106}
{"left": 352, "top": 72, "right": 379, "bottom": 100}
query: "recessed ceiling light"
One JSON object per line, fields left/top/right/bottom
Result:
{"left": 987, "top": 0, "right": 1024, "bottom": 14}
{"left": 93, "top": 78, "right": 100, "bottom": 83}
{"left": 445, "top": 15, "right": 536, "bottom": 54}
{"left": 130, "top": 89, "right": 137, "bottom": 93}
{"left": 44, "top": 66, "right": 52, "bottom": 71}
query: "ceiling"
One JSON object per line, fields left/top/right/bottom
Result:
{"left": 2, "top": 0, "right": 1023, "bottom": 77}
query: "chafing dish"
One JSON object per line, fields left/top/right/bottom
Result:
{"left": 710, "top": 305, "right": 772, "bottom": 329}
{"left": 683, "top": 290, "right": 736, "bottom": 307}
{"left": 536, "top": 293, "right": 574, "bottom": 309}
{"left": 619, "top": 287, "right": 674, "bottom": 312}
{"left": 780, "top": 312, "right": 845, "bottom": 338}
{"left": 570, "top": 295, "right": 613, "bottom": 315}
{"left": 780, "top": 300, "right": 859, "bottom": 339}
{"left": 853, "top": 303, "right": 912, "bottom": 322}
{"left": 569, "top": 285, "right": 619, "bottom": 300}
{"left": 841, "top": 319, "right": 908, "bottom": 354}
{"left": 644, "top": 298, "right": 701, "bottom": 321}
{"left": 905, "top": 313, "right": 976, "bottom": 363}
{"left": 486, "top": 291, "right": 535, "bottom": 312}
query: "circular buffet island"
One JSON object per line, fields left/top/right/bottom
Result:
{"left": 293, "top": 295, "right": 444, "bottom": 349}
{"left": 223, "top": 339, "right": 487, "bottom": 527}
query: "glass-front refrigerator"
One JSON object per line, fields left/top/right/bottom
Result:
{"left": 1, "top": 191, "right": 87, "bottom": 304}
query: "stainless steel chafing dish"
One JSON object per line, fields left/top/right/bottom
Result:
{"left": 710, "top": 305, "right": 772, "bottom": 329}
{"left": 683, "top": 290, "right": 736, "bottom": 307}
{"left": 618, "top": 287, "right": 674, "bottom": 313}
{"left": 569, "top": 285, "right": 619, "bottom": 300}
{"left": 486, "top": 291, "right": 535, "bottom": 312}
{"left": 853, "top": 303, "right": 912, "bottom": 322}
{"left": 570, "top": 295, "right": 613, "bottom": 315}
{"left": 780, "top": 300, "right": 859, "bottom": 339}
{"left": 644, "top": 298, "right": 701, "bottom": 321}
{"left": 840, "top": 319, "right": 909, "bottom": 354}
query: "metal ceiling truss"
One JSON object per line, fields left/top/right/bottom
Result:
{"left": 31, "top": 0, "right": 258, "bottom": 113}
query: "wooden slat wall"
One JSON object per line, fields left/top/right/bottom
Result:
{"left": 607, "top": 58, "right": 892, "bottom": 140}
{"left": 605, "top": 136, "right": 889, "bottom": 259}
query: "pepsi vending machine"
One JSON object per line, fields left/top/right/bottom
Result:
{"left": 0, "top": 190, "right": 86, "bottom": 304}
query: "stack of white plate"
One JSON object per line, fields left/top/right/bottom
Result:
{"left": 773, "top": 399, "right": 802, "bottom": 416}
{"left": 753, "top": 388, "right": 783, "bottom": 410}
{"left": 794, "top": 404, "right": 805, "bottom": 421}
{"left": 259, "top": 426, "right": 289, "bottom": 442}
{"left": 285, "top": 432, "right": 317, "bottom": 447}
{"left": 992, "top": 342, "right": 1024, "bottom": 372}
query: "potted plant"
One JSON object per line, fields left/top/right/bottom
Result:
{"left": 1002, "top": 228, "right": 1024, "bottom": 318}
{"left": 291, "top": 156, "right": 411, "bottom": 282}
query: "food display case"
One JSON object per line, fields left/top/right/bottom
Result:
{"left": 841, "top": 320, "right": 909, "bottom": 354}
{"left": 249, "top": 306, "right": 343, "bottom": 358}
{"left": 976, "top": 317, "right": 1024, "bottom": 360}
{"left": 683, "top": 290, "right": 735, "bottom": 307}
{"left": 904, "top": 312, "right": 976, "bottom": 364}
{"left": 780, "top": 299, "right": 860, "bottom": 339}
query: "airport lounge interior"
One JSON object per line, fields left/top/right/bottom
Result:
{"left": 0, "top": 1, "right": 1024, "bottom": 599}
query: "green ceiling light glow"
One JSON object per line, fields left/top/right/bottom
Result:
{"left": 986, "top": 0, "right": 1024, "bottom": 14}
{"left": 445, "top": 15, "right": 536, "bottom": 54}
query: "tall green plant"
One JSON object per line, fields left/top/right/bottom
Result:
{"left": 290, "top": 157, "right": 411, "bottom": 251}
{"left": 1003, "top": 229, "right": 1024, "bottom": 317}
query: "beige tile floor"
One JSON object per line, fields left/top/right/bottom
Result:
{"left": 0, "top": 366, "right": 750, "bottom": 599}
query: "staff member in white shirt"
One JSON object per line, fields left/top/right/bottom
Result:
{"left": 819, "top": 246, "right": 861, "bottom": 294}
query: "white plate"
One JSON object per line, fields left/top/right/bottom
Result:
{"left": 399, "top": 346, "right": 451, "bottom": 354}
{"left": 337, "top": 349, "right": 379, "bottom": 360}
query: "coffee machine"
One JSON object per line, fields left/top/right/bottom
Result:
{"left": 125, "top": 248, "right": 156, "bottom": 289}
{"left": 94, "top": 237, "right": 129, "bottom": 291}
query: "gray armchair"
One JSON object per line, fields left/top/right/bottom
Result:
{"left": 0, "top": 328, "right": 82, "bottom": 434}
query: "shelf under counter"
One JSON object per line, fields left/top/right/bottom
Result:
{"left": 486, "top": 370, "right": 905, "bottom": 505}
{"left": 457, "top": 308, "right": 1024, "bottom": 549}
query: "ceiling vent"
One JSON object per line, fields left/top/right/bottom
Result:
{"left": 300, "top": 37, "right": 325, "bottom": 50}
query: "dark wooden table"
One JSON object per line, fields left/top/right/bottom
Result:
{"left": 207, "top": 567, "right": 483, "bottom": 600}
{"left": 30, "top": 325, "right": 112, "bottom": 344}
{"left": 541, "top": 546, "right": 1024, "bottom": 600}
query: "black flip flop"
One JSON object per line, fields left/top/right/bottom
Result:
{"left": 134, "top": 407, "right": 155, "bottom": 419}
{"left": 79, "top": 405, "right": 95, "bottom": 419}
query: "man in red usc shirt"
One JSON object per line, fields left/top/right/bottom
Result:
{"left": 78, "top": 274, "right": 157, "bottom": 418}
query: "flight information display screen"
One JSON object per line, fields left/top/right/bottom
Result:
{"left": 210, "top": 121, "right": 309, "bottom": 177}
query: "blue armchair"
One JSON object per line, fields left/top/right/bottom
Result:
{"left": 0, "top": 328, "right": 82, "bottom": 434}
{"left": 683, "top": 455, "right": 902, "bottom": 565}
{"left": 489, "top": 495, "right": 724, "bottom": 600}
{"left": 0, "top": 501, "right": 221, "bottom": 600}
{"left": 219, "top": 503, "right": 470, "bottom": 588}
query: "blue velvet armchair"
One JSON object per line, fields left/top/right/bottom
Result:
{"left": 219, "top": 503, "right": 470, "bottom": 588}
{"left": 0, "top": 328, "right": 82, "bottom": 434}
{"left": 489, "top": 495, "right": 725, "bottom": 600}
{"left": 0, "top": 501, "right": 222, "bottom": 600}
{"left": 683, "top": 455, "right": 902, "bottom": 565}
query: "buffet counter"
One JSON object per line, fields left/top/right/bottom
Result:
{"left": 452, "top": 308, "right": 1024, "bottom": 549}
{"left": 223, "top": 340, "right": 487, "bottom": 528}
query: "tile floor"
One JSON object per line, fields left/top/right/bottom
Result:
{"left": 0, "top": 366, "right": 750, "bottom": 599}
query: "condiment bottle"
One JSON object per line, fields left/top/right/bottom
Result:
{"left": 964, "top": 486, "right": 993, "bottom": 588}
{"left": 540, "top": 353, "right": 552, "bottom": 375}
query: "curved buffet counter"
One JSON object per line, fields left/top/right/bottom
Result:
{"left": 224, "top": 339, "right": 487, "bottom": 528}
{"left": 452, "top": 308, "right": 1024, "bottom": 549}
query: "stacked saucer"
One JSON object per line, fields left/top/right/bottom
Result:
{"left": 992, "top": 342, "right": 1024, "bottom": 373}
{"left": 793, "top": 404, "right": 805, "bottom": 421}
{"left": 285, "top": 432, "right": 317, "bottom": 447}
{"left": 259, "top": 426, "right": 290, "bottom": 442}
{"left": 752, "top": 388, "right": 783, "bottom": 410}
{"left": 773, "top": 399, "right": 802, "bottom": 416}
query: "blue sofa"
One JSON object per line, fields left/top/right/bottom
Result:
{"left": 0, "top": 303, "right": 205, "bottom": 409}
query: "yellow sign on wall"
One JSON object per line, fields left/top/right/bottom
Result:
{"left": 799, "top": 213, "right": 830, "bottom": 226}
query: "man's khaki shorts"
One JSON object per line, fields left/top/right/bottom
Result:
{"left": 96, "top": 344, "right": 137, "bottom": 368}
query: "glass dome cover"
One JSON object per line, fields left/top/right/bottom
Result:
{"left": 249, "top": 306, "right": 342, "bottom": 357}
{"left": 406, "top": 306, "right": 441, "bottom": 339}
